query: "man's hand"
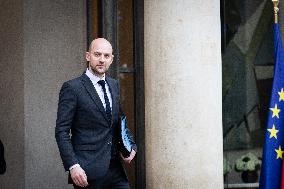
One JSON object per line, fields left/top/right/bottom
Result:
{"left": 70, "top": 166, "right": 88, "bottom": 187}
{"left": 120, "top": 149, "right": 136, "bottom": 164}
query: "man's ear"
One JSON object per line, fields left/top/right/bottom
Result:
{"left": 85, "top": 52, "right": 90, "bottom": 61}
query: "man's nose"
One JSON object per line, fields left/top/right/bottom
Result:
{"left": 99, "top": 55, "right": 106, "bottom": 62}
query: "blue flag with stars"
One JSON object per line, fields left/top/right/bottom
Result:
{"left": 259, "top": 23, "right": 284, "bottom": 189}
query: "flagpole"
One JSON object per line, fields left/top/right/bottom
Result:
{"left": 273, "top": 0, "right": 279, "bottom": 23}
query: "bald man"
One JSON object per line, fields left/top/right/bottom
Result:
{"left": 55, "top": 38, "right": 136, "bottom": 189}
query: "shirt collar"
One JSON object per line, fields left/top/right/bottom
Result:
{"left": 85, "top": 68, "right": 105, "bottom": 84}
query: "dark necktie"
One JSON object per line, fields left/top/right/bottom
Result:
{"left": 98, "top": 80, "right": 112, "bottom": 124}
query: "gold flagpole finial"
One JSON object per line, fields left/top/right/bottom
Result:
{"left": 272, "top": 0, "right": 279, "bottom": 23}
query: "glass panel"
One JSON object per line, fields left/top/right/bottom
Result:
{"left": 119, "top": 73, "right": 136, "bottom": 189}
{"left": 92, "top": 0, "right": 99, "bottom": 39}
{"left": 89, "top": 0, "right": 139, "bottom": 187}
{"left": 89, "top": 0, "right": 99, "bottom": 40}
{"left": 222, "top": 0, "right": 274, "bottom": 188}
{"left": 118, "top": 0, "right": 134, "bottom": 69}
{"left": 117, "top": 1, "right": 136, "bottom": 187}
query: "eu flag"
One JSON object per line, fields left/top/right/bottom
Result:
{"left": 259, "top": 23, "right": 284, "bottom": 189}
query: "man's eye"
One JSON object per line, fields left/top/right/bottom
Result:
{"left": 94, "top": 53, "right": 100, "bottom": 57}
{"left": 105, "top": 55, "right": 110, "bottom": 58}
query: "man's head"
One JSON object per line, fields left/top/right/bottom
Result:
{"left": 86, "top": 38, "right": 114, "bottom": 78}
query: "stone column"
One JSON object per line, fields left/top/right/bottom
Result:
{"left": 23, "top": 0, "right": 86, "bottom": 188}
{"left": 0, "top": 0, "right": 86, "bottom": 188}
{"left": 144, "top": 1, "right": 223, "bottom": 188}
{"left": 0, "top": 1, "right": 25, "bottom": 188}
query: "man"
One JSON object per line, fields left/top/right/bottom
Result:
{"left": 55, "top": 38, "right": 136, "bottom": 189}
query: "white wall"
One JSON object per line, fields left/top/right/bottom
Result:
{"left": 23, "top": 0, "right": 86, "bottom": 188}
{"left": 0, "top": 0, "right": 86, "bottom": 188}
{"left": 0, "top": 1, "right": 25, "bottom": 188}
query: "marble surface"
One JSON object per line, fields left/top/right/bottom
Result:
{"left": 145, "top": 0, "right": 223, "bottom": 188}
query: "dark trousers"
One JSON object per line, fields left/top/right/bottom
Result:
{"left": 73, "top": 159, "right": 130, "bottom": 189}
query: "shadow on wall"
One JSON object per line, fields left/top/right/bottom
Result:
{"left": 0, "top": 140, "right": 6, "bottom": 174}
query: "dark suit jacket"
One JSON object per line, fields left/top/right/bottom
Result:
{"left": 55, "top": 73, "right": 136, "bottom": 181}
{"left": 0, "top": 140, "right": 6, "bottom": 174}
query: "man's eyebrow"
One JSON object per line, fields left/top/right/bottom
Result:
{"left": 93, "top": 51, "right": 111, "bottom": 55}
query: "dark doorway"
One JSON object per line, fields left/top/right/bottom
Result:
{"left": 87, "top": 1, "right": 145, "bottom": 188}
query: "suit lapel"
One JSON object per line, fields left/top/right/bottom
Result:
{"left": 106, "top": 77, "right": 118, "bottom": 124}
{"left": 80, "top": 74, "right": 109, "bottom": 123}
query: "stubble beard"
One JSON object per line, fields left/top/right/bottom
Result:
{"left": 90, "top": 65, "right": 106, "bottom": 78}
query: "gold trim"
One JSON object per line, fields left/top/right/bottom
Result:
{"left": 272, "top": 0, "right": 279, "bottom": 23}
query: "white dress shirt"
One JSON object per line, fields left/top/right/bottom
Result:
{"left": 85, "top": 68, "right": 112, "bottom": 110}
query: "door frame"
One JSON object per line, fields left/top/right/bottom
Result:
{"left": 87, "top": 1, "right": 145, "bottom": 188}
